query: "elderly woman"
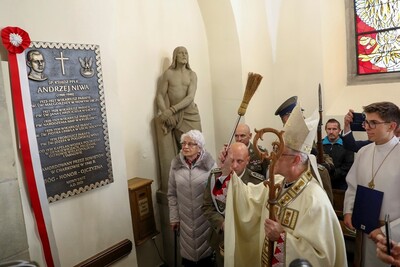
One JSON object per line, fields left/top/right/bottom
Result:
{"left": 167, "top": 130, "right": 216, "bottom": 266}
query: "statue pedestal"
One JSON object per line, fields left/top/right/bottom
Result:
{"left": 156, "top": 190, "right": 181, "bottom": 267}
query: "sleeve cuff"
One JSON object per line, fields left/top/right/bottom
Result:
{"left": 342, "top": 130, "right": 352, "bottom": 136}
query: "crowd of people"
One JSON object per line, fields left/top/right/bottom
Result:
{"left": 161, "top": 46, "right": 400, "bottom": 267}
{"left": 165, "top": 97, "right": 400, "bottom": 267}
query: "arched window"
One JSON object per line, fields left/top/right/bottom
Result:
{"left": 346, "top": 0, "right": 400, "bottom": 84}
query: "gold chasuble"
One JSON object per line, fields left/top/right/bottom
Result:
{"left": 224, "top": 170, "right": 347, "bottom": 267}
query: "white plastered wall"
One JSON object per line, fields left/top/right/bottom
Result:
{"left": 211, "top": 0, "right": 396, "bottom": 146}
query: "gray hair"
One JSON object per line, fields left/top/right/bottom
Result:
{"left": 287, "top": 147, "right": 309, "bottom": 165}
{"left": 180, "top": 130, "right": 205, "bottom": 152}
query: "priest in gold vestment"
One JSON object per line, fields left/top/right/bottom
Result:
{"left": 224, "top": 105, "right": 347, "bottom": 267}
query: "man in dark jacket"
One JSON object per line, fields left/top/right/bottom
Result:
{"left": 202, "top": 142, "right": 264, "bottom": 267}
{"left": 323, "top": 118, "right": 354, "bottom": 189}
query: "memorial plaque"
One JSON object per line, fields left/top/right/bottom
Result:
{"left": 25, "top": 42, "right": 113, "bottom": 202}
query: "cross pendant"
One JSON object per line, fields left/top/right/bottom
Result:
{"left": 368, "top": 181, "right": 375, "bottom": 189}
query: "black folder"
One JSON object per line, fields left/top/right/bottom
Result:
{"left": 352, "top": 185, "right": 384, "bottom": 234}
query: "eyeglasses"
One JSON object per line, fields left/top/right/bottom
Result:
{"left": 362, "top": 120, "right": 390, "bottom": 129}
{"left": 180, "top": 142, "right": 198, "bottom": 148}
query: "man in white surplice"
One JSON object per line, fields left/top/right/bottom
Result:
{"left": 344, "top": 101, "right": 400, "bottom": 267}
{"left": 224, "top": 104, "right": 347, "bottom": 267}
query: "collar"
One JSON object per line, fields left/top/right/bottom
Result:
{"left": 375, "top": 135, "right": 400, "bottom": 151}
{"left": 185, "top": 153, "right": 200, "bottom": 168}
{"left": 322, "top": 136, "right": 343, "bottom": 145}
{"left": 284, "top": 181, "right": 296, "bottom": 188}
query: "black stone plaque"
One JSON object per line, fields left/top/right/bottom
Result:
{"left": 25, "top": 42, "right": 113, "bottom": 202}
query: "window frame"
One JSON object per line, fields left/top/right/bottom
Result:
{"left": 346, "top": 0, "right": 400, "bottom": 85}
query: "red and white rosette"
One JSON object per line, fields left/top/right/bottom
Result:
{"left": 1, "top": 26, "right": 60, "bottom": 267}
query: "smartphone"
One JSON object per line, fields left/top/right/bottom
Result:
{"left": 350, "top": 112, "right": 366, "bottom": 132}
{"left": 385, "top": 214, "right": 392, "bottom": 255}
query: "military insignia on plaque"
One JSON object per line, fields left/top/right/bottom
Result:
{"left": 25, "top": 42, "right": 113, "bottom": 202}
{"left": 78, "top": 57, "right": 95, "bottom": 78}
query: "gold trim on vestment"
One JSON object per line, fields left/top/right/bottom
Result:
{"left": 269, "top": 170, "right": 313, "bottom": 213}
{"left": 262, "top": 170, "right": 313, "bottom": 266}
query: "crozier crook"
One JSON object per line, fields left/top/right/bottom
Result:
{"left": 253, "top": 127, "right": 285, "bottom": 267}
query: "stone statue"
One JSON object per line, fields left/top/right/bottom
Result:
{"left": 154, "top": 46, "right": 202, "bottom": 192}
{"left": 156, "top": 46, "right": 202, "bottom": 146}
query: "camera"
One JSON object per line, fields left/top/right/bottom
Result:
{"left": 350, "top": 112, "right": 366, "bottom": 132}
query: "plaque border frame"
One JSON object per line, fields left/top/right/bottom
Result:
{"left": 29, "top": 41, "right": 113, "bottom": 203}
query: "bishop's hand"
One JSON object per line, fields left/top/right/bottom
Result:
{"left": 264, "top": 218, "right": 284, "bottom": 241}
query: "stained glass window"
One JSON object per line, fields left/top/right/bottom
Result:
{"left": 354, "top": 0, "right": 400, "bottom": 75}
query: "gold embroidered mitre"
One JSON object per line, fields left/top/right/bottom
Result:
{"left": 282, "top": 104, "right": 318, "bottom": 154}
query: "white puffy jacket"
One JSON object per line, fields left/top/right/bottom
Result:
{"left": 167, "top": 151, "right": 216, "bottom": 262}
